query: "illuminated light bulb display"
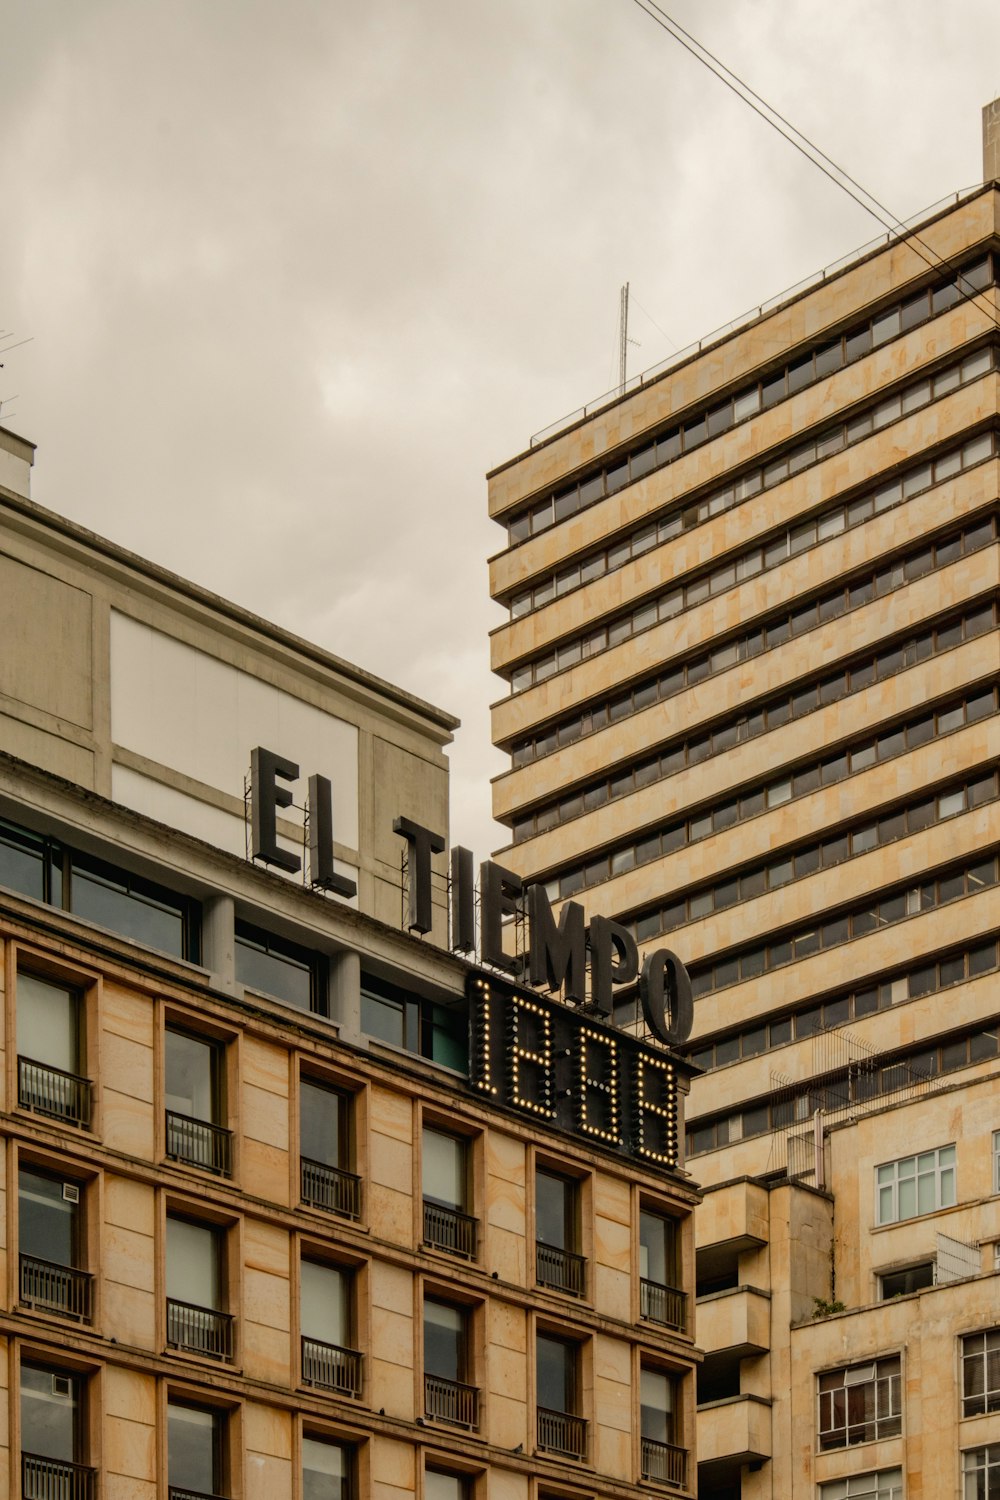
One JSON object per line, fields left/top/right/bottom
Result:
{"left": 469, "top": 972, "right": 691, "bottom": 1172}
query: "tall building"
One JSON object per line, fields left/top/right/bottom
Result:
{"left": 0, "top": 427, "right": 698, "bottom": 1500}
{"left": 488, "top": 115, "right": 1000, "bottom": 1498}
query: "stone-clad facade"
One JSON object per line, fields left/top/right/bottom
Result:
{"left": 487, "top": 123, "right": 1000, "bottom": 1497}
{"left": 0, "top": 431, "right": 698, "bottom": 1500}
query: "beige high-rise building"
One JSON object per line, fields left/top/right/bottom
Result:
{"left": 0, "top": 432, "right": 698, "bottom": 1500}
{"left": 488, "top": 113, "right": 1000, "bottom": 1498}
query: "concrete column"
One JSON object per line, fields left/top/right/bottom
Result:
{"left": 202, "top": 894, "right": 238, "bottom": 991}
{"left": 329, "top": 949, "right": 361, "bottom": 1041}
{"left": 983, "top": 98, "right": 1000, "bottom": 181}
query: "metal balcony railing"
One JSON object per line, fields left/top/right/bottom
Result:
{"left": 423, "top": 1200, "right": 477, "bottom": 1260}
{"left": 166, "top": 1298, "right": 234, "bottom": 1361}
{"left": 300, "top": 1157, "right": 362, "bottom": 1220}
{"left": 301, "top": 1335, "right": 363, "bottom": 1397}
{"left": 22, "top": 1453, "right": 97, "bottom": 1500}
{"left": 537, "top": 1407, "right": 587, "bottom": 1459}
{"left": 640, "top": 1278, "right": 687, "bottom": 1332}
{"left": 168, "top": 1489, "right": 229, "bottom": 1500}
{"left": 424, "top": 1373, "right": 479, "bottom": 1430}
{"left": 20, "top": 1254, "right": 93, "bottom": 1322}
{"left": 641, "top": 1437, "right": 686, "bottom": 1488}
{"left": 18, "top": 1057, "right": 92, "bottom": 1128}
{"left": 165, "top": 1111, "right": 233, "bottom": 1176}
{"left": 536, "top": 1241, "right": 586, "bottom": 1297}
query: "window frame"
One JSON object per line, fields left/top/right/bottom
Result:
{"left": 11, "top": 950, "right": 99, "bottom": 1134}
{"left": 163, "top": 1017, "right": 234, "bottom": 1179}
{"left": 962, "top": 1329, "right": 1000, "bottom": 1417}
{"left": 163, "top": 1202, "right": 239, "bottom": 1366}
{"left": 817, "top": 1355, "right": 902, "bottom": 1450}
{"left": 875, "top": 1144, "right": 956, "bottom": 1225}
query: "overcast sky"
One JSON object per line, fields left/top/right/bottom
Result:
{"left": 3, "top": 0, "right": 1000, "bottom": 859}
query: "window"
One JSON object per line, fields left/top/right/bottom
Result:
{"left": 300, "top": 1077, "right": 360, "bottom": 1220}
{"left": 422, "top": 1127, "right": 476, "bottom": 1260}
{"left": 820, "top": 1471, "right": 903, "bottom": 1500}
{"left": 362, "top": 974, "right": 468, "bottom": 1071}
{"left": 168, "top": 1401, "right": 228, "bottom": 1500}
{"left": 303, "top": 1436, "right": 352, "bottom": 1500}
{"left": 964, "top": 1447, "right": 1000, "bottom": 1498}
{"left": 879, "top": 1262, "right": 934, "bottom": 1299}
{"left": 69, "top": 848, "right": 197, "bottom": 960}
{"left": 639, "top": 1210, "right": 684, "bottom": 1330}
{"left": 424, "top": 1297, "right": 478, "bottom": 1430}
{"left": 425, "top": 1470, "right": 469, "bottom": 1500}
{"left": 301, "top": 1258, "right": 361, "bottom": 1398}
{"left": 19, "top": 1164, "right": 92, "bottom": 1321}
{"left": 994, "top": 1130, "right": 1000, "bottom": 1194}
{"left": 235, "top": 921, "right": 326, "bottom": 1014}
{"left": 166, "top": 1214, "right": 233, "bottom": 1361}
{"left": 536, "top": 1334, "right": 586, "bottom": 1459}
{"left": 876, "top": 1145, "right": 956, "bottom": 1224}
{"left": 963, "top": 1330, "right": 1000, "bottom": 1416}
{"left": 535, "top": 1167, "right": 585, "bottom": 1297}
{"left": 640, "top": 1368, "right": 683, "bottom": 1487}
{"left": 21, "top": 1362, "right": 94, "bottom": 1500}
{"left": 165, "top": 1027, "right": 232, "bottom": 1176}
{"left": 818, "top": 1356, "right": 901, "bottom": 1449}
{"left": 17, "top": 970, "right": 91, "bottom": 1127}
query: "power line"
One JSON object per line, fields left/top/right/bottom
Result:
{"left": 627, "top": 0, "right": 1000, "bottom": 336}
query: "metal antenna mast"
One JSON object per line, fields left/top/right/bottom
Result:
{"left": 618, "top": 281, "right": 630, "bottom": 392}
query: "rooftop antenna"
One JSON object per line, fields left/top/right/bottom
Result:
{"left": 618, "top": 282, "right": 629, "bottom": 393}
{"left": 617, "top": 283, "right": 641, "bottom": 394}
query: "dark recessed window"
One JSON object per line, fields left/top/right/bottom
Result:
{"left": 235, "top": 922, "right": 325, "bottom": 1014}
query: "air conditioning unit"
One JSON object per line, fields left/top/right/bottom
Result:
{"left": 51, "top": 1376, "right": 71, "bottom": 1398}
{"left": 62, "top": 1183, "right": 80, "bottom": 1204}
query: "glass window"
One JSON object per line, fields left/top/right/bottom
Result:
{"left": 304, "top": 1438, "right": 351, "bottom": 1500}
{"left": 21, "top": 1363, "right": 85, "bottom": 1469}
{"left": 817, "top": 1357, "right": 901, "bottom": 1449}
{"left": 962, "top": 1330, "right": 1000, "bottom": 1417}
{"left": 963, "top": 1447, "right": 1000, "bottom": 1499}
{"left": 876, "top": 1144, "right": 956, "bottom": 1225}
{"left": 821, "top": 1455, "right": 901, "bottom": 1498}
{"left": 536, "top": 1334, "right": 577, "bottom": 1415}
{"left": 168, "top": 1403, "right": 225, "bottom": 1499}
{"left": 166, "top": 1216, "right": 220, "bottom": 1311}
{"left": 165, "top": 1028, "right": 222, "bottom": 1128}
{"left": 302, "top": 1259, "right": 350, "bottom": 1350}
{"left": 423, "top": 1128, "right": 467, "bottom": 1213}
{"left": 18, "top": 973, "right": 82, "bottom": 1080}
{"left": 69, "top": 851, "right": 193, "bottom": 959}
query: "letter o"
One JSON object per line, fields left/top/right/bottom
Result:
{"left": 639, "top": 949, "right": 693, "bottom": 1047}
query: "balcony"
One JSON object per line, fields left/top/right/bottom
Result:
{"left": 301, "top": 1157, "right": 362, "bottom": 1221}
{"left": 696, "top": 1286, "right": 770, "bottom": 1359}
{"left": 697, "top": 1393, "right": 772, "bottom": 1467}
{"left": 641, "top": 1436, "right": 687, "bottom": 1489}
{"left": 20, "top": 1254, "right": 93, "bottom": 1322}
{"left": 697, "top": 1180, "right": 768, "bottom": 1257}
{"left": 537, "top": 1407, "right": 587, "bottom": 1460}
{"left": 165, "top": 1111, "right": 232, "bottom": 1176}
{"left": 424, "top": 1373, "right": 479, "bottom": 1430}
{"left": 640, "top": 1277, "right": 688, "bottom": 1332}
{"left": 169, "top": 1490, "right": 231, "bottom": 1500}
{"left": 18, "top": 1057, "right": 92, "bottom": 1128}
{"left": 301, "top": 1335, "right": 363, "bottom": 1397}
{"left": 166, "top": 1298, "right": 234, "bottom": 1361}
{"left": 423, "top": 1200, "right": 478, "bottom": 1260}
{"left": 22, "top": 1453, "right": 96, "bottom": 1500}
{"left": 536, "top": 1241, "right": 586, "bottom": 1297}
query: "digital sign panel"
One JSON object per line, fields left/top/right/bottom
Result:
{"left": 468, "top": 971, "right": 687, "bottom": 1172}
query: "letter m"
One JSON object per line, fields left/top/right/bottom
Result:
{"left": 527, "top": 885, "right": 586, "bottom": 1003}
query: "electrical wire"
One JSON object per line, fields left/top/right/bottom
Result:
{"left": 628, "top": 0, "right": 1000, "bottom": 336}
